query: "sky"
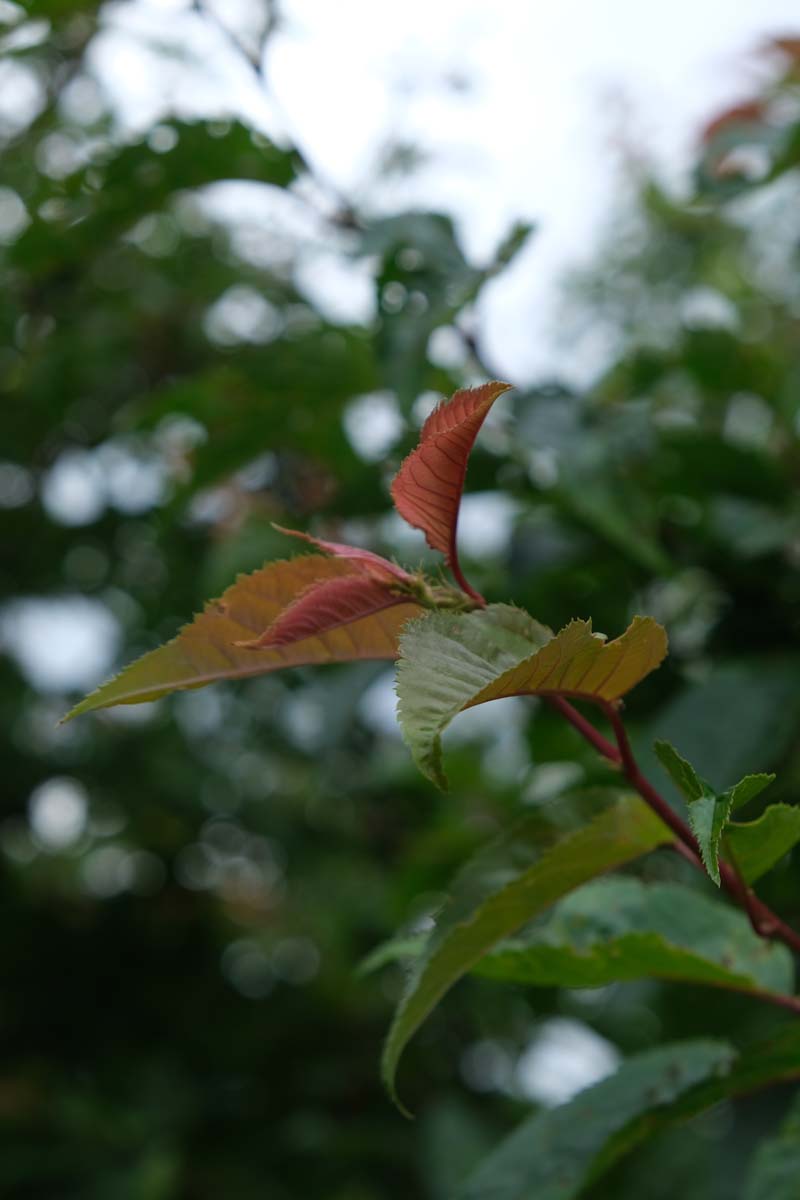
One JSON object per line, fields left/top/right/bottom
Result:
{"left": 91, "top": 0, "right": 800, "bottom": 381}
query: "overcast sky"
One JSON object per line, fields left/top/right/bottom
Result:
{"left": 90, "top": 0, "right": 800, "bottom": 382}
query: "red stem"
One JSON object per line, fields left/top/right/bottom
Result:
{"left": 547, "top": 697, "right": 620, "bottom": 762}
{"left": 551, "top": 695, "right": 800, "bottom": 969}
{"left": 449, "top": 555, "right": 486, "bottom": 607}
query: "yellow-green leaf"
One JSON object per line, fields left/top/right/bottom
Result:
{"left": 396, "top": 606, "right": 666, "bottom": 788}
{"left": 381, "top": 791, "right": 672, "bottom": 1112}
{"left": 64, "top": 555, "right": 423, "bottom": 720}
{"left": 469, "top": 614, "right": 667, "bottom": 708}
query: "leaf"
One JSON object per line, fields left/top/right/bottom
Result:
{"left": 729, "top": 773, "right": 775, "bottom": 812}
{"left": 396, "top": 604, "right": 552, "bottom": 788}
{"left": 14, "top": 121, "right": 300, "bottom": 275}
{"left": 366, "top": 878, "right": 794, "bottom": 999}
{"left": 653, "top": 739, "right": 707, "bottom": 801}
{"left": 455, "top": 1040, "right": 735, "bottom": 1200}
{"left": 238, "top": 572, "right": 414, "bottom": 649}
{"left": 381, "top": 791, "right": 672, "bottom": 1111}
{"left": 271, "top": 524, "right": 412, "bottom": 582}
{"left": 390, "top": 381, "right": 511, "bottom": 595}
{"left": 596, "top": 1025, "right": 800, "bottom": 1186}
{"left": 726, "top": 805, "right": 800, "bottom": 883}
{"left": 743, "top": 1090, "right": 800, "bottom": 1200}
{"left": 397, "top": 606, "right": 666, "bottom": 789}
{"left": 655, "top": 739, "right": 729, "bottom": 885}
{"left": 469, "top": 615, "right": 666, "bottom": 705}
{"left": 478, "top": 877, "right": 794, "bottom": 997}
{"left": 64, "top": 556, "right": 423, "bottom": 720}
{"left": 654, "top": 740, "right": 775, "bottom": 885}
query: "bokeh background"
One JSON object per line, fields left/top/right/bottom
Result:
{"left": 4, "top": 3, "right": 800, "bottom": 1197}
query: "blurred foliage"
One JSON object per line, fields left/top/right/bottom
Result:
{"left": 3, "top": 4, "right": 800, "bottom": 1197}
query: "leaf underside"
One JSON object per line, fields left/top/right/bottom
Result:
{"left": 396, "top": 604, "right": 667, "bottom": 788}
{"left": 238, "top": 572, "right": 412, "bottom": 649}
{"left": 390, "top": 381, "right": 511, "bottom": 564}
{"left": 64, "top": 555, "right": 423, "bottom": 720}
{"left": 381, "top": 791, "right": 672, "bottom": 1111}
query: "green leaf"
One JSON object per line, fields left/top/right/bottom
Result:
{"left": 654, "top": 740, "right": 774, "bottom": 886}
{"left": 456, "top": 1040, "right": 735, "bottom": 1200}
{"left": 743, "top": 1090, "right": 800, "bottom": 1200}
{"left": 478, "top": 877, "right": 794, "bottom": 996}
{"left": 381, "top": 791, "right": 671, "bottom": 1111}
{"left": 458, "top": 1027, "right": 800, "bottom": 1200}
{"left": 397, "top": 606, "right": 666, "bottom": 789}
{"left": 64, "top": 556, "right": 423, "bottom": 720}
{"left": 729, "top": 773, "right": 775, "bottom": 812}
{"left": 396, "top": 604, "right": 552, "bottom": 788}
{"left": 726, "top": 804, "right": 800, "bottom": 883}
{"left": 605, "top": 1025, "right": 800, "bottom": 1185}
{"left": 365, "top": 878, "right": 794, "bottom": 998}
{"left": 653, "top": 739, "right": 707, "bottom": 801}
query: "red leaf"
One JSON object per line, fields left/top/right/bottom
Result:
{"left": 238, "top": 572, "right": 411, "bottom": 649}
{"left": 272, "top": 524, "right": 412, "bottom": 583}
{"left": 390, "top": 381, "right": 511, "bottom": 601}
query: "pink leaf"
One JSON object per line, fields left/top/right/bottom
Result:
{"left": 238, "top": 572, "right": 413, "bottom": 649}
{"left": 272, "top": 524, "right": 412, "bottom": 583}
{"left": 390, "top": 381, "right": 511, "bottom": 601}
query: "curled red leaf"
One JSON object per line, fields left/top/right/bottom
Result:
{"left": 272, "top": 524, "right": 412, "bottom": 583}
{"left": 390, "top": 381, "right": 511, "bottom": 602}
{"left": 237, "top": 572, "right": 411, "bottom": 649}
